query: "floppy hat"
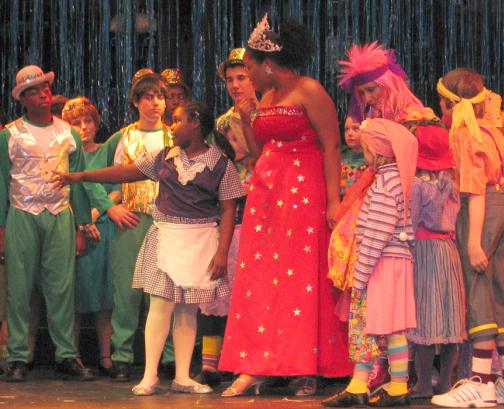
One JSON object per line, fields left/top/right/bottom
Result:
{"left": 415, "top": 126, "right": 454, "bottom": 171}
{"left": 12, "top": 65, "right": 54, "bottom": 100}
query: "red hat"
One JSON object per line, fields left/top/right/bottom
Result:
{"left": 416, "top": 126, "right": 454, "bottom": 171}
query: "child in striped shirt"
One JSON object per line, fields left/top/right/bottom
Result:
{"left": 323, "top": 118, "right": 418, "bottom": 408}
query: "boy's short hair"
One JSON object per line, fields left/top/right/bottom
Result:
{"left": 128, "top": 74, "right": 168, "bottom": 113}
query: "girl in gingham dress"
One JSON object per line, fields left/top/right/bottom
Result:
{"left": 54, "top": 101, "right": 245, "bottom": 396}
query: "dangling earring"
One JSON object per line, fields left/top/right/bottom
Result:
{"left": 265, "top": 65, "right": 273, "bottom": 76}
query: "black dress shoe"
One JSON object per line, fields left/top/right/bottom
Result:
{"left": 322, "top": 389, "right": 369, "bottom": 407}
{"left": 109, "top": 361, "right": 130, "bottom": 382}
{"left": 368, "top": 389, "right": 410, "bottom": 407}
{"left": 6, "top": 361, "right": 28, "bottom": 382}
{"left": 55, "top": 358, "right": 94, "bottom": 381}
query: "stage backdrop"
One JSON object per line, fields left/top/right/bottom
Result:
{"left": 0, "top": 0, "right": 502, "bottom": 133}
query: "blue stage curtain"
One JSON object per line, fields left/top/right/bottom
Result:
{"left": 0, "top": 0, "right": 502, "bottom": 132}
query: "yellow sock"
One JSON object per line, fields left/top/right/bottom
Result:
{"left": 346, "top": 378, "right": 368, "bottom": 394}
{"left": 202, "top": 336, "right": 223, "bottom": 372}
{"left": 387, "top": 381, "right": 408, "bottom": 396}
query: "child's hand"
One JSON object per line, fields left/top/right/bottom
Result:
{"left": 51, "top": 170, "right": 83, "bottom": 189}
{"left": 326, "top": 200, "right": 340, "bottom": 230}
{"left": 85, "top": 224, "right": 101, "bottom": 241}
{"left": 107, "top": 204, "right": 141, "bottom": 230}
{"left": 468, "top": 244, "right": 488, "bottom": 272}
{"left": 208, "top": 250, "right": 228, "bottom": 280}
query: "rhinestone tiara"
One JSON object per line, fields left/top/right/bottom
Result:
{"left": 247, "top": 13, "right": 282, "bottom": 52}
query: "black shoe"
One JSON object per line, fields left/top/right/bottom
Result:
{"left": 322, "top": 389, "right": 369, "bottom": 407}
{"left": 55, "top": 358, "right": 94, "bottom": 381}
{"left": 6, "top": 361, "right": 28, "bottom": 382}
{"left": 160, "top": 361, "right": 175, "bottom": 379}
{"left": 109, "top": 361, "right": 130, "bottom": 382}
{"left": 194, "top": 370, "right": 222, "bottom": 387}
{"left": 97, "top": 356, "right": 112, "bottom": 376}
{"left": 368, "top": 389, "right": 410, "bottom": 407}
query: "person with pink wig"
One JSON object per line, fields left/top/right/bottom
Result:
{"left": 338, "top": 41, "right": 457, "bottom": 394}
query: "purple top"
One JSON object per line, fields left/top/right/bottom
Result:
{"left": 135, "top": 145, "right": 245, "bottom": 223}
{"left": 410, "top": 171, "right": 460, "bottom": 234}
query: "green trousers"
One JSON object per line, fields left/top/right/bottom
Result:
{"left": 110, "top": 213, "right": 174, "bottom": 364}
{"left": 6, "top": 208, "right": 77, "bottom": 362}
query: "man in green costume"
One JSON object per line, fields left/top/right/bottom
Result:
{"left": 0, "top": 65, "right": 99, "bottom": 382}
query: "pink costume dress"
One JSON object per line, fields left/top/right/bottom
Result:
{"left": 219, "top": 106, "right": 352, "bottom": 377}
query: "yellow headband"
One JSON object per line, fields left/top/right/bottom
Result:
{"left": 437, "top": 79, "right": 487, "bottom": 143}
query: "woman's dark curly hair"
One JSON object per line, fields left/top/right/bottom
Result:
{"left": 246, "top": 19, "right": 313, "bottom": 70}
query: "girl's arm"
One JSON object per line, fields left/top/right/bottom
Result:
{"left": 467, "top": 194, "right": 489, "bottom": 272}
{"left": 300, "top": 78, "right": 341, "bottom": 229}
{"left": 54, "top": 163, "right": 147, "bottom": 187}
{"left": 353, "top": 187, "right": 399, "bottom": 290}
{"left": 209, "top": 199, "right": 237, "bottom": 280}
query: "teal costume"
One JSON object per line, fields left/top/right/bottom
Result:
{"left": 75, "top": 147, "right": 117, "bottom": 314}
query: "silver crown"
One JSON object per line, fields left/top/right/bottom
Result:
{"left": 247, "top": 13, "right": 282, "bottom": 52}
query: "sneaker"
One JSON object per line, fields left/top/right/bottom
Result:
{"left": 431, "top": 377, "right": 497, "bottom": 407}
{"left": 54, "top": 358, "right": 94, "bottom": 381}
{"left": 495, "top": 377, "right": 504, "bottom": 405}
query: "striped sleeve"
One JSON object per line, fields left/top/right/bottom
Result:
{"left": 353, "top": 184, "right": 399, "bottom": 290}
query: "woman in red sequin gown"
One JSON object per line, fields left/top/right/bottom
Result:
{"left": 219, "top": 17, "right": 352, "bottom": 396}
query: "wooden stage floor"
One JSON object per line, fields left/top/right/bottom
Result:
{"left": 0, "top": 366, "right": 437, "bottom": 408}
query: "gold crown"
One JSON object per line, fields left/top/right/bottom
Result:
{"left": 218, "top": 48, "right": 246, "bottom": 79}
{"left": 161, "top": 68, "right": 187, "bottom": 87}
{"left": 132, "top": 68, "right": 155, "bottom": 86}
{"left": 247, "top": 13, "right": 282, "bottom": 52}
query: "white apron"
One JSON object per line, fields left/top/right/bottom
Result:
{"left": 155, "top": 221, "right": 220, "bottom": 289}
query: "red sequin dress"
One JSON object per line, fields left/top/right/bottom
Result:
{"left": 219, "top": 106, "right": 352, "bottom": 377}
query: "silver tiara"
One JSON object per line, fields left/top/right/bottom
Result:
{"left": 247, "top": 13, "right": 282, "bottom": 52}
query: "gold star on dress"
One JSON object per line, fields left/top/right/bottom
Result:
{"left": 250, "top": 207, "right": 256, "bottom": 214}
{"left": 273, "top": 252, "right": 279, "bottom": 260}
{"left": 303, "top": 245, "right": 312, "bottom": 253}
{"left": 286, "top": 228, "right": 293, "bottom": 237}
{"left": 254, "top": 252, "right": 262, "bottom": 260}
{"left": 240, "top": 351, "right": 247, "bottom": 358}
{"left": 290, "top": 187, "right": 298, "bottom": 194}
{"left": 263, "top": 351, "right": 270, "bottom": 358}
{"left": 255, "top": 224, "right": 262, "bottom": 232}
{"left": 297, "top": 174, "right": 305, "bottom": 182}
{"left": 306, "top": 284, "right": 313, "bottom": 292}
{"left": 293, "top": 159, "right": 301, "bottom": 167}
{"left": 293, "top": 308, "right": 301, "bottom": 316}
{"left": 272, "top": 278, "right": 279, "bottom": 286}
{"left": 258, "top": 326, "right": 265, "bottom": 334}
{"left": 307, "top": 226, "right": 314, "bottom": 234}
{"left": 240, "top": 261, "right": 246, "bottom": 269}
{"left": 302, "top": 197, "right": 310, "bottom": 204}
{"left": 276, "top": 200, "right": 284, "bottom": 207}
{"left": 287, "top": 269, "right": 294, "bottom": 277}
